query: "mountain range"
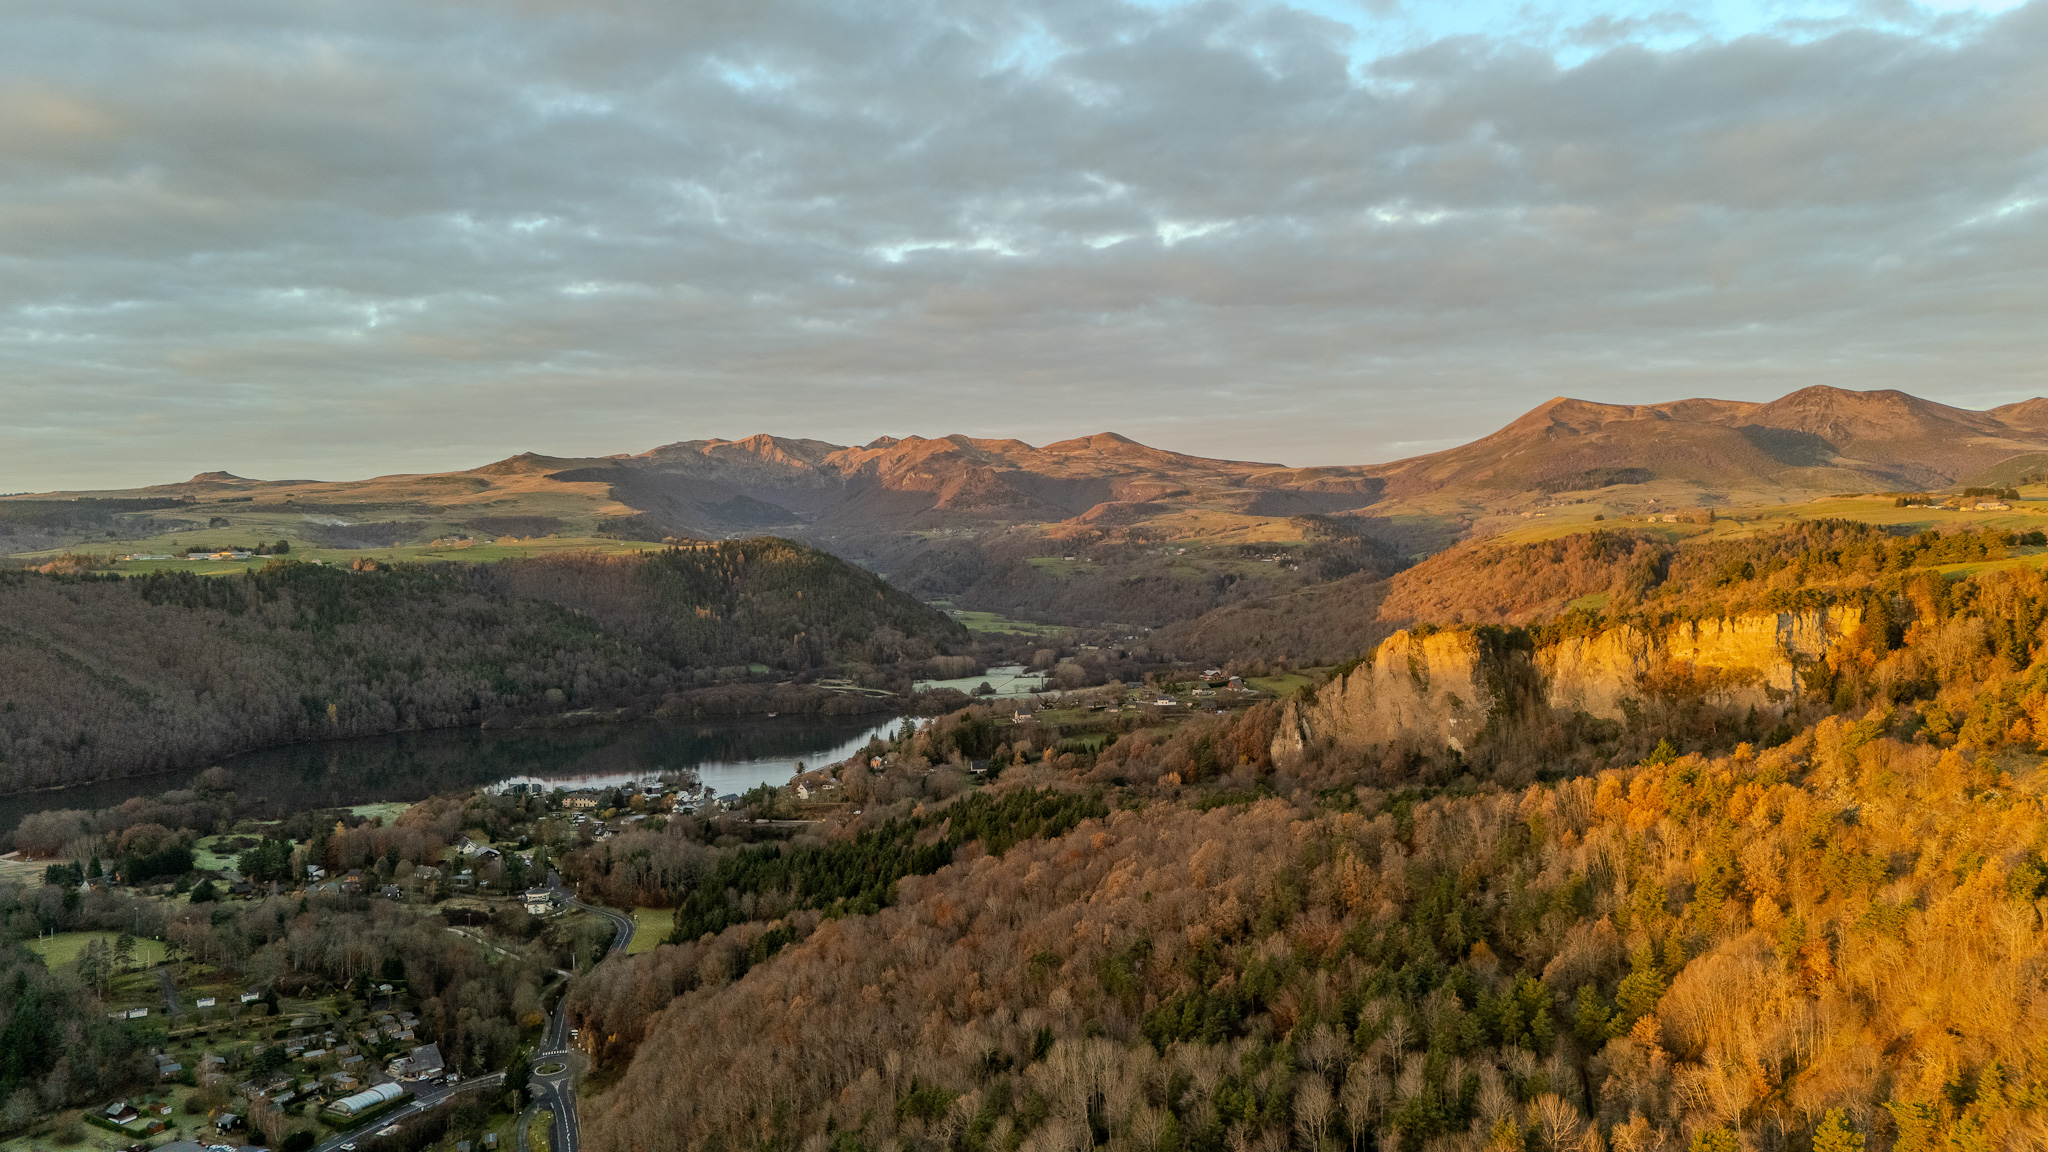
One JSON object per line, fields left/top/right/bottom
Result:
{"left": 508, "top": 429, "right": 1379, "bottom": 542}
{"left": 1367, "top": 385, "right": 2048, "bottom": 499}
{"left": 7, "top": 385, "right": 2046, "bottom": 592}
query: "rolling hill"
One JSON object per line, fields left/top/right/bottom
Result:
{"left": 8, "top": 385, "right": 2048, "bottom": 630}
{"left": 1364, "top": 385, "right": 2048, "bottom": 499}
{"left": 0, "top": 541, "right": 965, "bottom": 791}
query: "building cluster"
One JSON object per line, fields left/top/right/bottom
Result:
{"left": 95, "top": 987, "right": 441, "bottom": 1147}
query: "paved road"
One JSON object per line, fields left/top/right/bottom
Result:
{"left": 156, "top": 966, "right": 182, "bottom": 1015}
{"left": 572, "top": 898, "right": 633, "bottom": 957}
{"left": 333, "top": 880, "right": 621, "bottom": 1152}
{"left": 547, "top": 873, "right": 634, "bottom": 957}
{"left": 516, "top": 874, "right": 631, "bottom": 1152}
{"left": 524, "top": 1004, "right": 584, "bottom": 1152}
{"left": 312, "top": 1072, "right": 505, "bottom": 1152}
{"left": 515, "top": 1105, "right": 548, "bottom": 1152}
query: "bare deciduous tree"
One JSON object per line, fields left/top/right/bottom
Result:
{"left": 1295, "top": 1075, "right": 1335, "bottom": 1151}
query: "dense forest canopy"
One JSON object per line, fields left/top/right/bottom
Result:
{"left": 1380, "top": 521, "right": 2040, "bottom": 628}
{"left": 577, "top": 708, "right": 2048, "bottom": 1152}
{"left": 1127, "top": 520, "right": 2036, "bottom": 669}
{"left": 527, "top": 515, "right": 2048, "bottom": 1152}
{"left": 0, "top": 541, "right": 963, "bottom": 792}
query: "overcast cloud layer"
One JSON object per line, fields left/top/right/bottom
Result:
{"left": 3, "top": 0, "right": 2046, "bottom": 489}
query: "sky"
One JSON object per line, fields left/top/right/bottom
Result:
{"left": 2, "top": 0, "right": 2045, "bottom": 490}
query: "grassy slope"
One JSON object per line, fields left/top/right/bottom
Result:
{"left": 948, "top": 610, "right": 1067, "bottom": 636}
{"left": 29, "top": 931, "right": 168, "bottom": 968}
{"left": 1481, "top": 487, "right": 2048, "bottom": 549}
{"left": 627, "top": 908, "right": 673, "bottom": 955}
{"left": 29, "top": 535, "right": 665, "bottom": 573}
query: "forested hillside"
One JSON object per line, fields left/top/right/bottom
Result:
{"left": 1379, "top": 520, "right": 2040, "bottom": 627}
{"left": 578, "top": 702, "right": 2048, "bottom": 1152}
{"left": 0, "top": 541, "right": 963, "bottom": 791}
{"left": 554, "top": 524, "right": 2048, "bottom": 1152}
{"left": 1150, "top": 572, "right": 1396, "bottom": 667}
{"left": 894, "top": 529, "right": 1410, "bottom": 630}
{"left": 1152, "top": 519, "right": 2041, "bottom": 666}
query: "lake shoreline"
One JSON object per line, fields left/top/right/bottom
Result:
{"left": 0, "top": 710, "right": 903, "bottom": 837}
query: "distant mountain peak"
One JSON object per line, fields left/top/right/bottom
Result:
{"left": 1368, "top": 384, "right": 2047, "bottom": 495}
{"left": 188, "top": 471, "right": 247, "bottom": 482}
{"left": 1991, "top": 397, "right": 2048, "bottom": 433}
{"left": 469, "top": 452, "right": 585, "bottom": 477}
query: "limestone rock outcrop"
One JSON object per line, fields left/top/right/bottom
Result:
{"left": 1271, "top": 607, "right": 1862, "bottom": 760}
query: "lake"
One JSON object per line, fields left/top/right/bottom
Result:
{"left": 0, "top": 713, "right": 902, "bottom": 832}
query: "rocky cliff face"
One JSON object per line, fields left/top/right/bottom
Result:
{"left": 1273, "top": 630, "right": 1504, "bottom": 758}
{"left": 1272, "top": 607, "right": 1862, "bottom": 760}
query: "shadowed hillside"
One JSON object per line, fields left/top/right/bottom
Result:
{"left": 0, "top": 541, "right": 964, "bottom": 792}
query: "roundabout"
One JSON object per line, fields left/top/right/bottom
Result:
{"left": 536, "top": 1061, "right": 568, "bottom": 1077}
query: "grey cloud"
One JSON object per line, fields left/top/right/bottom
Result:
{"left": 1, "top": 0, "right": 2045, "bottom": 489}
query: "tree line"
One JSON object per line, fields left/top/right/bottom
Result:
{"left": 1379, "top": 520, "right": 2044, "bottom": 628}
{"left": 0, "top": 541, "right": 965, "bottom": 792}
{"left": 566, "top": 705, "right": 2048, "bottom": 1152}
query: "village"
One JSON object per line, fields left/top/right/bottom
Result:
{"left": 0, "top": 787, "right": 624, "bottom": 1152}
{"left": 0, "top": 661, "right": 1287, "bottom": 1152}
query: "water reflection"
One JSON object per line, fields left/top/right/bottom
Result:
{"left": 0, "top": 713, "right": 899, "bottom": 829}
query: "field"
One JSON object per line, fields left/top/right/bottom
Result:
{"left": 1929, "top": 546, "right": 2048, "bottom": 580}
{"left": 0, "top": 452, "right": 728, "bottom": 579}
{"left": 0, "top": 855, "right": 51, "bottom": 886}
{"left": 350, "top": 801, "right": 416, "bottom": 824}
{"left": 1485, "top": 490, "right": 2048, "bottom": 550}
{"left": 1243, "top": 670, "right": 1322, "bottom": 697}
{"left": 949, "top": 610, "right": 1068, "bottom": 636}
{"left": 192, "top": 834, "right": 248, "bottom": 871}
{"left": 628, "top": 908, "right": 674, "bottom": 955}
{"left": 74, "top": 534, "right": 666, "bottom": 576}
{"left": 0, "top": 1120, "right": 137, "bottom": 1152}
{"left": 29, "top": 930, "right": 167, "bottom": 969}
{"left": 0, "top": 1089, "right": 207, "bottom": 1152}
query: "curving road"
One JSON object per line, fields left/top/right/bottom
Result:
{"left": 548, "top": 873, "right": 635, "bottom": 958}
{"left": 247, "top": 879, "right": 635, "bottom": 1152}
{"left": 504, "top": 873, "right": 633, "bottom": 1152}
{"left": 340, "top": 876, "right": 630, "bottom": 1152}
